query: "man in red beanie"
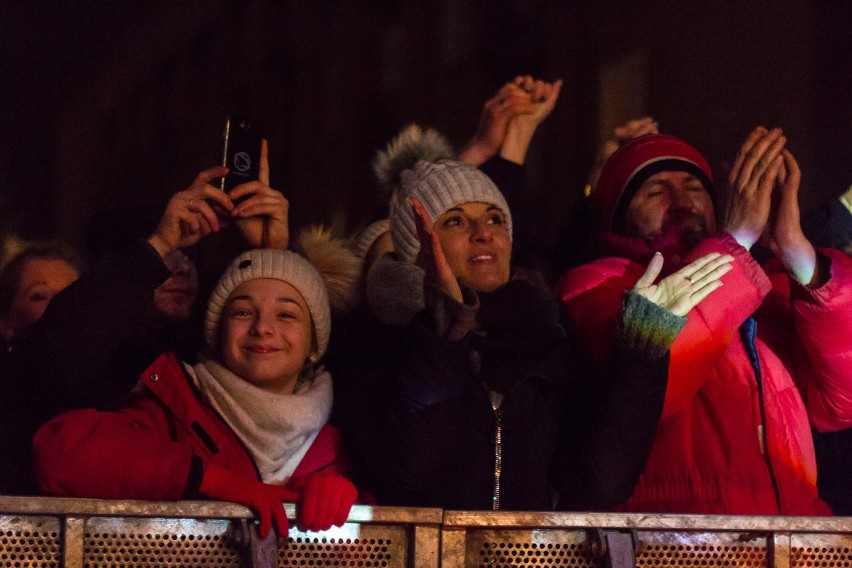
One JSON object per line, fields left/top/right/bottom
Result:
{"left": 556, "top": 127, "right": 852, "bottom": 515}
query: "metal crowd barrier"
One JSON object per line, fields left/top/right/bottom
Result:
{"left": 441, "top": 510, "right": 852, "bottom": 568}
{"left": 1, "top": 496, "right": 850, "bottom": 567}
{"left": 0, "top": 497, "right": 442, "bottom": 568}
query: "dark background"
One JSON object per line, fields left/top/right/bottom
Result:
{"left": 1, "top": 1, "right": 850, "bottom": 260}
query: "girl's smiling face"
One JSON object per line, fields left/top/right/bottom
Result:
{"left": 219, "top": 278, "right": 314, "bottom": 394}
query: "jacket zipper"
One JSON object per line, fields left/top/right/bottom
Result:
{"left": 740, "top": 317, "right": 782, "bottom": 512}
{"left": 488, "top": 391, "right": 503, "bottom": 510}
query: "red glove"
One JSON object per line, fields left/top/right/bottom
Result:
{"left": 200, "top": 463, "right": 299, "bottom": 538}
{"left": 298, "top": 472, "right": 357, "bottom": 532}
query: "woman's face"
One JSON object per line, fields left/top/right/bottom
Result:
{"left": 433, "top": 201, "right": 511, "bottom": 292}
{"left": 219, "top": 278, "right": 314, "bottom": 395}
{"left": 2, "top": 258, "right": 79, "bottom": 340}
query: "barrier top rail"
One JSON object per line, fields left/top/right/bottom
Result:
{"left": 442, "top": 510, "right": 852, "bottom": 532}
{"left": 0, "top": 495, "right": 443, "bottom": 524}
{"left": 1, "top": 495, "right": 850, "bottom": 531}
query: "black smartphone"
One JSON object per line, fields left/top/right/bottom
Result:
{"left": 220, "top": 116, "right": 263, "bottom": 195}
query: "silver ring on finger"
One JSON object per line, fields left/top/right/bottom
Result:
{"left": 188, "top": 198, "right": 197, "bottom": 212}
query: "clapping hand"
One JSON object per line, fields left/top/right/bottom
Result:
{"left": 411, "top": 198, "right": 462, "bottom": 302}
{"left": 723, "top": 127, "right": 787, "bottom": 250}
{"left": 634, "top": 252, "right": 734, "bottom": 316}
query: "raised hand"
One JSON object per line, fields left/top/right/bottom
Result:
{"left": 613, "top": 116, "right": 659, "bottom": 145}
{"left": 499, "top": 76, "right": 563, "bottom": 165}
{"left": 411, "top": 198, "right": 462, "bottom": 302}
{"left": 510, "top": 75, "right": 562, "bottom": 125}
{"left": 588, "top": 116, "right": 659, "bottom": 192}
{"left": 148, "top": 166, "right": 233, "bottom": 258}
{"left": 457, "top": 82, "right": 536, "bottom": 167}
{"left": 765, "top": 149, "right": 818, "bottom": 285}
{"left": 231, "top": 140, "right": 290, "bottom": 249}
{"left": 723, "top": 127, "right": 787, "bottom": 250}
{"left": 634, "top": 252, "right": 734, "bottom": 316}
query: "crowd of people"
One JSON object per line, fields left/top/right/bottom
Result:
{"left": 1, "top": 76, "right": 850, "bottom": 536}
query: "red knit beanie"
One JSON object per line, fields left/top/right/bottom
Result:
{"left": 594, "top": 134, "right": 714, "bottom": 231}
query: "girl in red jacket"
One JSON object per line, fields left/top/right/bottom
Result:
{"left": 34, "top": 231, "right": 361, "bottom": 538}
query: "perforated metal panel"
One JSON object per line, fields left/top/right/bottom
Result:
{"left": 285, "top": 527, "right": 407, "bottom": 567}
{"left": 81, "top": 518, "right": 410, "bottom": 568}
{"left": 461, "top": 528, "right": 852, "bottom": 568}
{"left": 466, "top": 529, "right": 599, "bottom": 568}
{"left": 0, "top": 515, "right": 61, "bottom": 568}
{"left": 84, "top": 517, "right": 240, "bottom": 567}
{"left": 636, "top": 531, "right": 768, "bottom": 567}
{"left": 790, "top": 533, "right": 852, "bottom": 568}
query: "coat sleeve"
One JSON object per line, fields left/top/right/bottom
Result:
{"left": 32, "top": 392, "right": 195, "bottom": 501}
{"left": 557, "top": 233, "right": 771, "bottom": 420}
{"left": 660, "top": 234, "right": 771, "bottom": 417}
{"left": 21, "top": 241, "right": 171, "bottom": 413}
{"left": 556, "top": 332, "right": 670, "bottom": 508}
{"left": 786, "top": 249, "right": 852, "bottom": 431}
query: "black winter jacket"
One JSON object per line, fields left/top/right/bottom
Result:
{"left": 332, "top": 261, "right": 677, "bottom": 511}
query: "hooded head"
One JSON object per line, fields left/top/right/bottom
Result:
{"left": 594, "top": 134, "right": 715, "bottom": 234}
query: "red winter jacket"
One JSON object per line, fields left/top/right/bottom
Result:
{"left": 33, "top": 352, "right": 348, "bottom": 501}
{"left": 556, "top": 233, "right": 852, "bottom": 515}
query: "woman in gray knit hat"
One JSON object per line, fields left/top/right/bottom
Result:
{"left": 333, "top": 131, "right": 733, "bottom": 511}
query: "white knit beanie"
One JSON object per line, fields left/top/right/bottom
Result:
{"left": 388, "top": 159, "right": 513, "bottom": 263}
{"left": 204, "top": 248, "right": 331, "bottom": 357}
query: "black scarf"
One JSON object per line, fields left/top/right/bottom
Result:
{"left": 471, "top": 277, "right": 567, "bottom": 394}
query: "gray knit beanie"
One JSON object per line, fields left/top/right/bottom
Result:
{"left": 347, "top": 219, "right": 391, "bottom": 260}
{"left": 204, "top": 248, "right": 331, "bottom": 357}
{"left": 388, "top": 159, "right": 513, "bottom": 263}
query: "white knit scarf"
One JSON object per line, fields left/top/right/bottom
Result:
{"left": 188, "top": 358, "right": 332, "bottom": 484}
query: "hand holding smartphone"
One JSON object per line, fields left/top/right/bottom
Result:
{"left": 220, "top": 116, "right": 263, "bottom": 199}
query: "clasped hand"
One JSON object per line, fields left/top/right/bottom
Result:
{"left": 724, "top": 127, "right": 817, "bottom": 285}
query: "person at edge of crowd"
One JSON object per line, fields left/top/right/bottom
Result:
{"left": 0, "top": 243, "right": 80, "bottom": 493}
{"left": 0, "top": 242, "right": 80, "bottom": 353}
{"left": 803, "top": 182, "right": 852, "bottom": 516}
{"left": 347, "top": 75, "right": 561, "bottom": 277}
{"left": 556, "top": 128, "right": 852, "bottom": 515}
{"left": 802, "top": 182, "right": 852, "bottom": 257}
{"left": 0, "top": 140, "right": 288, "bottom": 495}
{"left": 34, "top": 232, "right": 361, "bottom": 538}
{"left": 332, "top": 136, "right": 733, "bottom": 510}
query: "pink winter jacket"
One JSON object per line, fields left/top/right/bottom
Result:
{"left": 556, "top": 233, "right": 852, "bottom": 515}
{"left": 33, "top": 352, "right": 350, "bottom": 501}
